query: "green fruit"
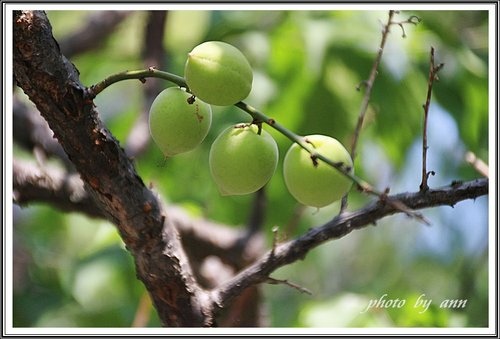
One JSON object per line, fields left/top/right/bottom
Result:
{"left": 184, "top": 41, "right": 253, "bottom": 106}
{"left": 149, "top": 87, "right": 212, "bottom": 157}
{"left": 209, "top": 124, "right": 278, "bottom": 195}
{"left": 283, "top": 135, "right": 353, "bottom": 208}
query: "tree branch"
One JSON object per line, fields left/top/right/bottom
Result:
{"left": 13, "top": 156, "right": 266, "bottom": 325}
{"left": 342, "top": 10, "right": 395, "bottom": 212}
{"left": 13, "top": 158, "right": 101, "bottom": 218}
{"left": 341, "top": 11, "right": 421, "bottom": 212}
{"left": 350, "top": 10, "right": 396, "bottom": 161}
{"left": 210, "top": 178, "right": 488, "bottom": 313}
{"left": 13, "top": 95, "right": 72, "bottom": 167}
{"left": 13, "top": 10, "right": 211, "bottom": 326}
{"left": 420, "top": 46, "right": 444, "bottom": 192}
{"left": 349, "top": 11, "right": 420, "bottom": 161}
{"left": 12, "top": 157, "right": 261, "bottom": 279}
{"left": 88, "top": 66, "right": 427, "bottom": 223}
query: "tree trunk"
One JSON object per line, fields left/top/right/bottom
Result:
{"left": 13, "top": 10, "right": 212, "bottom": 327}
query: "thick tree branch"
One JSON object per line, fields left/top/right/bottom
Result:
{"left": 13, "top": 158, "right": 102, "bottom": 218}
{"left": 12, "top": 158, "right": 259, "bottom": 270}
{"left": 13, "top": 95, "right": 72, "bottom": 167}
{"left": 210, "top": 178, "right": 488, "bottom": 313}
{"left": 13, "top": 10, "right": 211, "bottom": 326}
{"left": 15, "top": 150, "right": 488, "bottom": 322}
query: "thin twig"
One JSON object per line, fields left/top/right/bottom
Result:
{"left": 235, "top": 102, "right": 373, "bottom": 192}
{"left": 420, "top": 47, "right": 444, "bottom": 192}
{"left": 211, "top": 178, "right": 488, "bottom": 314}
{"left": 87, "top": 68, "right": 376, "bottom": 196}
{"left": 391, "top": 15, "right": 422, "bottom": 38}
{"left": 86, "top": 68, "right": 187, "bottom": 99}
{"left": 88, "top": 68, "right": 426, "bottom": 223}
{"left": 351, "top": 11, "right": 421, "bottom": 158}
{"left": 266, "top": 277, "right": 312, "bottom": 295}
{"left": 341, "top": 10, "right": 396, "bottom": 213}
{"left": 350, "top": 10, "right": 396, "bottom": 162}
{"left": 236, "top": 102, "right": 428, "bottom": 223}
{"left": 87, "top": 68, "right": 376, "bottom": 195}
{"left": 342, "top": 11, "right": 421, "bottom": 213}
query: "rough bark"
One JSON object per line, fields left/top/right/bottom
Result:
{"left": 211, "top": 178, "right": 488, "bottom": 311}
{"left": 13, "top": 10, "right": 211, "bottom": 327}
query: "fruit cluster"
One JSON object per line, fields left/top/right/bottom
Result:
{"left": 148, "top": 41, "right": 354, "bottom": 208}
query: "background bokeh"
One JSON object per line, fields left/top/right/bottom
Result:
{"left": 12, "top": 9, "right": 489, "bottom": 327}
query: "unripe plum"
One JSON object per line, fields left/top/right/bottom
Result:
{"left": 184, "top": 41, "right": 253, "bottom": 106}
{"left": 209, "top": 124, "right": 278, "bottom": 195}
{"left": 283, "top": 135, "right": 353, "bottom": 208}
{"left": 149, "top": 87, "right": 212, "bottom": 157}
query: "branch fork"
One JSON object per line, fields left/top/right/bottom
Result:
{"left": 389, "top": 13, "right": 422, "bottom": 38}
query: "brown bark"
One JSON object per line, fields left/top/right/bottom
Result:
{"left": 13, "top": 10, "right": 212, "bottom": 327}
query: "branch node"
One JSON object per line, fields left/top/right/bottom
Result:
{"left": 251, "top": 119, "right": 263, "bottom": 135}
{"left": 390, "top": 14, "right": 422, "bottom": 38}
{"left": 310, "top": 154, "right": 319, "bottom": 167}
{"left": 378, "top": 190, "right": 430, "bottom": 226}
{"left": 187, "top": 95, "right": 196, "bottom": 105}
{"left": 356, "top": 80, "right": 369, "bottom": 91}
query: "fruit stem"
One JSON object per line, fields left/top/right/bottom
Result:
{"left": 86, "top": 68, "right": 187, "bottom": 99}
{"left": 235, "top": 102, "right": 374, "bottom": 194}
{"left": 88, "top": 68, "right": 426, "bottom": 223}
{"left": 235, "top": 101, "right": 429, "bottom": 224}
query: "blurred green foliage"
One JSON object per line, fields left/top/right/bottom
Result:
{"left": 13, "top": 9, "right": 489, "bottom": 328}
